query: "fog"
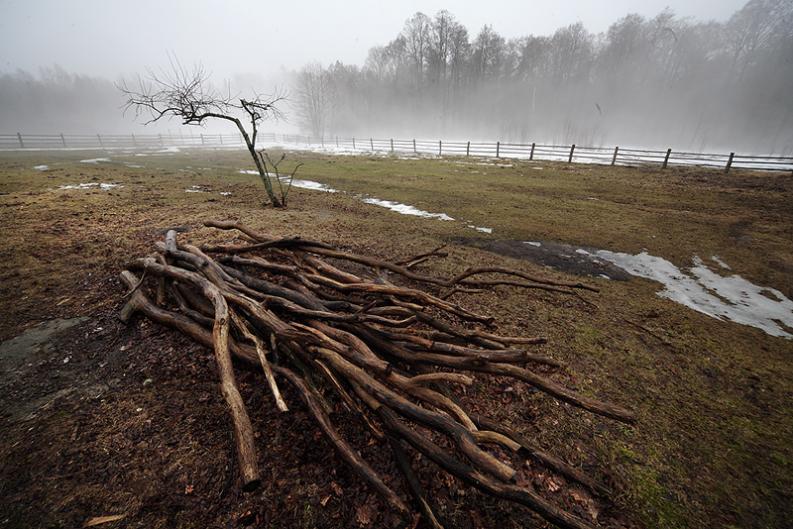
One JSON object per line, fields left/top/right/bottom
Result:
{"left": 1, "top": 0, "right": 791, "bottom": 153}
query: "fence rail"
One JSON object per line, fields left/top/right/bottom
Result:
{"left": 2, "top": 132, "right": 792, "bottom": 174}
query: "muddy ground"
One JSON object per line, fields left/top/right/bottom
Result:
{"left": 1, "top": 149, "right": 791, "bottom": 529}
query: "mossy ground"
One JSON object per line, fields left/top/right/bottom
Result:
{"left": 1, "top": 148, "right": 791, "bottom": 528}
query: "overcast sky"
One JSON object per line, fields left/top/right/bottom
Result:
{"left": 1, "top": 0, "right": 747, "bottom": 80}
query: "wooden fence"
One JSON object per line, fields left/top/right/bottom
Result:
{"left": 2, "top": 131, "right": 791, "bottom": 174}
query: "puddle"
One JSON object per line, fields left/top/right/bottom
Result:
{"left": 58, "top": 182, "right": 122, "bottom": 190}
{"left": 596, "top": 251, "right": 793, "bottom": 338}
{"left": 458, "top": 238, "right": 632, "bottom": 281}
{"left": 79, "top": 157, "right": 111, "bottom": 164}
{"left": 33, "top": 165, "right": 49, "bottom": 171}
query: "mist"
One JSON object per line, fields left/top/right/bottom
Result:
{"left": 292, "top": 1, "right": 793, "bottom": 153}
{"left": 1, "top": 0, "right": 791, "bottom": 153}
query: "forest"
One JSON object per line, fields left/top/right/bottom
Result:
{"left": 293, "top": 0, "right": 793, "bottom": 152}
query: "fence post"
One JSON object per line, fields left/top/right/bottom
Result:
{"left": 352, "top": 137, "right": 356, "bottom": 150}
{"left": 219, "top": 134, "right": 223, "bottom": 145}
{"left": 413, "top": 139, "right": 417, "bottom": 153}
{"left": 439, "top": 140, "right": 442, "bottom": 156}
{"left": 321, "top": 136, "right": 325, "bottom": 148}
{"left": 131, "top": 134, "right": 137, "bottom": 148}
{"left": 60, "top": 133, "right": 66, "bottom": 147}
{"left": 370, "top": 137, "right": 374, "bottom": 151}
{"left": 17, "top": 132, "right": 24, "bottom": 148}
{"left": 200, "top": 134, "right": 205, "bottom": 145}
{"left": 611, "top": 146, "right": 619, "bottom": 166}
{"left": 466, "top": 141, "right": 470, "bottom": 157}
{"left": 390, "top": 138, "right": 394, "bottom": 153}
{"left": 568, "top": 144, "right": 575, "bottom": 163}
{"left": 97, "top": 134, "right": 104, "bottom": 149}
{"left": 158, "top": 133, "right": 163, "bottom": 146}
{"left": 662, "top": 148, "right": 672, "bottom": 169}
{"left": 496, "top": 141, "right": 500, "bottom": 158}
{"left": 336, "top": 136, "right": 339, "bottom": 148}
{"left": 725, "top": 152, "right": 735, "bottom": 173}
{"left": 530, "top": 142, "right": 535, "bottom": 160}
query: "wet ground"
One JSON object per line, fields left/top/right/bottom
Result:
{"left": 456, "top": 238, "right": 633, "bottom": 281}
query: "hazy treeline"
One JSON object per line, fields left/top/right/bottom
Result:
{"left": 294, "top": 0, "right": 793, "bottom": 153}
{"left": 0, "top": 66, "right": 144, "bottom": 134}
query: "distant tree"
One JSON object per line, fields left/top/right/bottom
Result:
{"left": 471, "top": 25, "right": 506, "bottom": 80}
{"left": 402, "top": 12, "right": 432, "bottom": 88}
{"left": 294, "top": 63, "right": 335, "bottom": 139}
{"left": 120, "top": 63, "right": 294, "bottom": 207}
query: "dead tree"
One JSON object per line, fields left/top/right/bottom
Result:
{"left": 119, "top": 63, "right": 290, "bottom": 207}
{"left": 119, "top": 221, "right": 634, "bottom": 529}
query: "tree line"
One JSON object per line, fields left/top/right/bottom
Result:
{"left": 294, "top": 0, "right": 793, "bottom": 153}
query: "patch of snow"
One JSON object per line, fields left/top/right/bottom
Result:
{"left": 711, "top": 255, "right": 731, "bottom": 270}
{"left": 185, "top": 185, "right": 207, "bottom": 193}
{"left": 219, "top": 191, "right": 232, "bottom": 196}
{"left": 290, "top": 179, "right": 338, "bottom": 193}
{"left": 476, "top": 162, "right": 513, "bottom": 168}
{"left": 468, "top": 225, "right": 493, "bottom": 234}
{"left": 80, "top": 157, "right": 111, "bottom": 164}
{"left": 124, "top": 163, "right": 143, "bottom": 168}
{"left": 598, "top": 274, "right": 611, "bottom": 280}
{"left": 524, "top": 241, "right": 542, "bottom": 247}
{"left": 58, "top": 182, "right": 121, "bottom": 190}
{"left": 362, "top": 198, "right": 454, "bottom": 221}
{"left": 575, "top": 248, "right": 590, "bottom": 255}
{"left": 596, "top": 250, "right": 793, "bottom": 338}
{"left": 33, "top": 165, "right": 49, "bottom": 171}
{"left": 157, "top": 146, "right": 181, "bottom": 153}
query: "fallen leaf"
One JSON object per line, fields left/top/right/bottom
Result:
{"left": 320, "top": 495, "right": 331, "bottom": 507}
{"left": 83, "top": 514, "right": 126, "bottom": 527}
{"left": 546, "top": 475, "right": 562, "bottom": 492}
{"left": 330, "top": 481, "right": 343, "bottom": 496}
{"left": 355, "top": 504, "right": 376, "bottom": 526}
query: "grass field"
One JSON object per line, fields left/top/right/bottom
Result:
{"left": 1, "top": 147, "right": 792, "bottom": 529}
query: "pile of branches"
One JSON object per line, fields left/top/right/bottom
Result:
{"left": 119, "top": 220, "right": 634, "bottom": 529}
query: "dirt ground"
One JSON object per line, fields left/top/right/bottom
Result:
{"left": 1, "top": 148, "right": 791, "bottom": 529}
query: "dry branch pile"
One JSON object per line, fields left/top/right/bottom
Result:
{"left": 118, "top": 220, "right": 634, "bottom": 529}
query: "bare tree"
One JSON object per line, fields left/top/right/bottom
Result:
{"left": 119, "top": 63, "right": 291, "bottom": 207}
{"left": 294, "top": 62, "right": 334, "bottom": 139}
